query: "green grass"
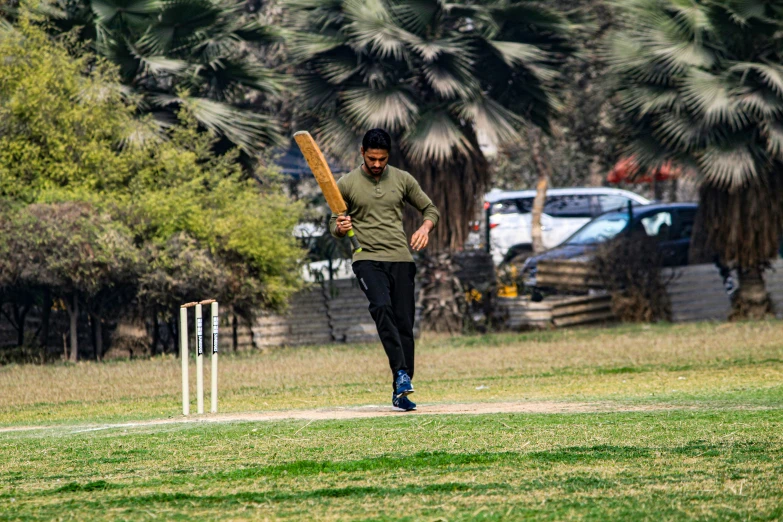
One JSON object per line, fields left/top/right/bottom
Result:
{"left": 2, "top": 321, "right": 783, "bottom": 519}
{"left": 2, "top": 411, "right": 782, "bottom": 520}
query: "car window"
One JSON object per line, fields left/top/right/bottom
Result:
{"left": 490, "top": 200, "right": 519, "bottom": 215}
{"left": 515, "top": 198, "right": 534, "bottom": 213}
{"left": 638, "top": 212, "right": 673, "bottom": 241}
{"left": 565, "top": 211, "right": 630, "bottom": 245}
{"left": 544, "top": 195, "right": 594, "bottom": 218}
{"left": 677, "top": 209, "right": 696, "bottom": 239}
{"left": 598, "top": 194, "right": 632, "bottom": 213}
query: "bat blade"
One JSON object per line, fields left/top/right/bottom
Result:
{"left": 294, "top": 131, "right": 362, "bottom": 253}
{"left": 293, "top": 131, "right": 347, "bottom": 215}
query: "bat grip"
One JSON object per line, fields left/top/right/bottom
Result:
{"left": 347, "top": 229, "right": 363, "bottom": 253}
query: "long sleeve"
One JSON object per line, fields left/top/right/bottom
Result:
{"left": 405, "top": 174, "right": 439, "bottom": 228}
{"left": 329, "top": 211, "right": 341, "bottom": 238}
{"left": 328, "top": 178, "right": 349, "bottom": 238}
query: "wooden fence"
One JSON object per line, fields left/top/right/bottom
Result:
{"left": 765, "top": 259, "right": 783, "bottom": 319}
{"left": 249, "top": 279, "right": 379, "bottom": 349}
{"left": 498, "top": 293, "right": 614, "bottom": 330}
{"left": 534, "top": 260, "right": 602, "bottom": 292}
{"left": 663, "top": 263, "right": 732, "bottom": 323}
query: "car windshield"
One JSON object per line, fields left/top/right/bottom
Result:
{"left": 564, "top": 211, "right": 630, "bottom": 245}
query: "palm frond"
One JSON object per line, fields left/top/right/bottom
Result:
{"left": 735, "top": 89, "right": 783, "bottom": 119}
{"left": 289, "top": 33, "right": 346, "bottom": 61}
{"left": 668, "top": 0, "right": 712, "bottom": 35}
{"left": 723, "top": 0, "right": 770, "bottom": 26}
{"left": 729, "top": 62, "right": 783, "bottom": 97}
{"left": 392, "top": 0, "right": 441, "bottom": 34}
{"left": 488, "top": 41, "right": 547, "bottom": 68}
{"left": 0, "top": 18, "right": 16, "bottom": 35}
{"left": 455, "top": 96, "right": 523, "bottom": 146}
{"left": 422, "top": 62, "right": 473, "bottom": 99}
{"left": 137, "top": 53, "right": 189, "bottom": 77}
{"left": 297, "top": 74, "right": 340, "bottom": 114}
{"left": 653, "top": 111, "right": 707, "bottom": 152}
{"left": 401, "top": 110, "right": 472, "bottom": 164}
{"left": 618, "top": 85, "right": 682, "bottom": 117}
{"left": 119, "top": 116, "right": 167, "bottom": 150}
{"left": 314, "top": 52, "right": 361, "bottom": 85}
{"left": 405, "top": 37, "right": 463, "bottom": 63}
{"left": 90, "top": 0, "right": 161, "bottom": 26}
{"left": 489, "top": 2, "right": 569, "bottom": 31}
{"left": 316, "top": 116, "right": 362, "bottom": 158}
{"left": 151, "top": 94, "right": 283, "bottom": 154}
{"left": 761, "top": 121, "right": 783, "bottom": 160}
{"left": 699, "top": 143, "right": 758, "bottom": 189}
{"left": 341, "top": 87, "right": 418, "bottom": 132}
{"left": 682, "top": 70, "right": 747, "bottom": 128}
{"left": 343, "top": 0, "right": 408, "bottom": 60}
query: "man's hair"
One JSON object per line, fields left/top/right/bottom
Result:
{"left": 362, "top": 128, "right": 392, "bottom": 151}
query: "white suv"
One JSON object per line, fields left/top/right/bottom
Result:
{"left": 485, "top": 187, "right": 651, "bottom": 264}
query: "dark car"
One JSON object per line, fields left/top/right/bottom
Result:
{"left": 519, "top": 202, "right": 698, "bottom": 287}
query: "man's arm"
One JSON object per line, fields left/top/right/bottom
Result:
{"left": 405, "top": 174, "right": 439, "bottom": 251}
{"left": 329, "top": 178, "right": 350, "bottom": 238}
{"left": 405, "top": 174, "right": 440, "bottom": 228}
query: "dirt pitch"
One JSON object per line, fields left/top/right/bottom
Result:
{"left": 0, "top": 400, "right": 688, "bottom": 434}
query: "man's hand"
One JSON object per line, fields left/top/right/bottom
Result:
{"left": 411, "top": 220, "right": 434, "bottom": 251}
{"left": 336, "top": 215, "right": 352, "bottom": 237}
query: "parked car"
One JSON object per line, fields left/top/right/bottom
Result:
{"left": 485, "top": 187, "right": 651, "bottom": 264}
{"left": 518, "top": 202, "right": 698, "bottom": 288}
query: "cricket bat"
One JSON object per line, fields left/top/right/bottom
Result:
{"left": 294, "top": 131, "right": 362, "bottom": 253}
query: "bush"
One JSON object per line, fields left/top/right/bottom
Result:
{"left": 592, "top": 233, "right": 671, "bottom": 323}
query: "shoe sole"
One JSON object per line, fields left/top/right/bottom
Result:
{"left": 392, "top": 405, "right": 417, "bottom": 412}
{"left": 394, "top": 388, "right": 414, "bottom": 399}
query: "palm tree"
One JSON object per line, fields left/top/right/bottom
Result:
{"left": 609, "top": 0, "right": 783, "bottom": 317}
{"left": 288, "top": 0, "right": 572, "bottom": 252}
{"left": 41, "top": 0, "right": 285, "bottom": 155}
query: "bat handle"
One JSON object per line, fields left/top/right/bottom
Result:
{"left": 347, "top": 229, "right": 363, "bottom": 253}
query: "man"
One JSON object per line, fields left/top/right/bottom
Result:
{"left": 330, "top": 128, "right": 439, "bottom": 412}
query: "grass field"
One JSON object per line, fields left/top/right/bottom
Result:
{"left": 1, "top": 321, "right": 782, "bottom": 520}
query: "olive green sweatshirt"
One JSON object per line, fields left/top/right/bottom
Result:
{"left": 329, "top": 165, "right": 440, "bottom": 262}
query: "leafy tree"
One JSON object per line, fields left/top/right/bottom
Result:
{"left": 492, "top": 0, "right": 627, "bottom": 191}
{"left": 26, "top": 0, "right": 286, "bottom": 157}
{"left": 0, "top": 203, "right": 141, "bottom": 361}
{"left": 0, "top": 15, "right": 305, "bottom": 358}
{"left": 610, "top": 0, "right": 783, "bottom": 317}
{"left": 289, "top": 0, "right": 572, "bottom": 252}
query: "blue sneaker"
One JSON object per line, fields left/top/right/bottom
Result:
{"left": 392, "top": 392, "right": 417, "bottom": 411}
{"left": 394, "top": 370, "right": 414, "bottom": 398}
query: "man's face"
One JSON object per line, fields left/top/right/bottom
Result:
{"left": 361, "top": 147, "right": 389, "bottom": 176}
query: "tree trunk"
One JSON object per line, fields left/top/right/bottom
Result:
{"left": 91, "top": 312, "right": 103, "bottom": 361}
{"left": 692, "top": 176, "right": 783, "bottom": 318}
{"left": 67, "top": 294, "right": 79, "bottom": 362}
{"left": 40, "top": 288, "right": 52, "bottom": 352}
{"left": 735, "top": 268, "right": 772, "bottom": 320}
{"left": 401, "top": 127, "right": 490, "bottom": 252}
{"left": 232, "top": 313, "right": 239, "bottom": 352}
{"left": 588, "top": 156, "right": 604, "bottom": 187}
{"left": 529, "top": 129, "right": 552, "bottom": 254}
{"left": 168, "top": 320, "right": 178, "bottom": 356}
{"left": 13, "top": 304, "right": 29, "bottom": 347}
{"left": 151, "top": 313, "right": 161, "bottom": 357}
{"left": 417, "top": 253, "right": 465, "bottom": 333}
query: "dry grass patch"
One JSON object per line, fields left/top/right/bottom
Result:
{"left": 1, "top": 321, "right": 782, "bottom": 426}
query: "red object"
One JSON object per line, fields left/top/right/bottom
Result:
{"left": 607, "top": 157, "right": 681, "bottom": 184}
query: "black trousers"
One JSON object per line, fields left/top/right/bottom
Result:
{"left": 352, "top": 261, "right": 416, "bottom": 388}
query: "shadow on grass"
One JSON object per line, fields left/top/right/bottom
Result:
{"left": 34, "top": 440, "right": 781, "bottom": 500}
